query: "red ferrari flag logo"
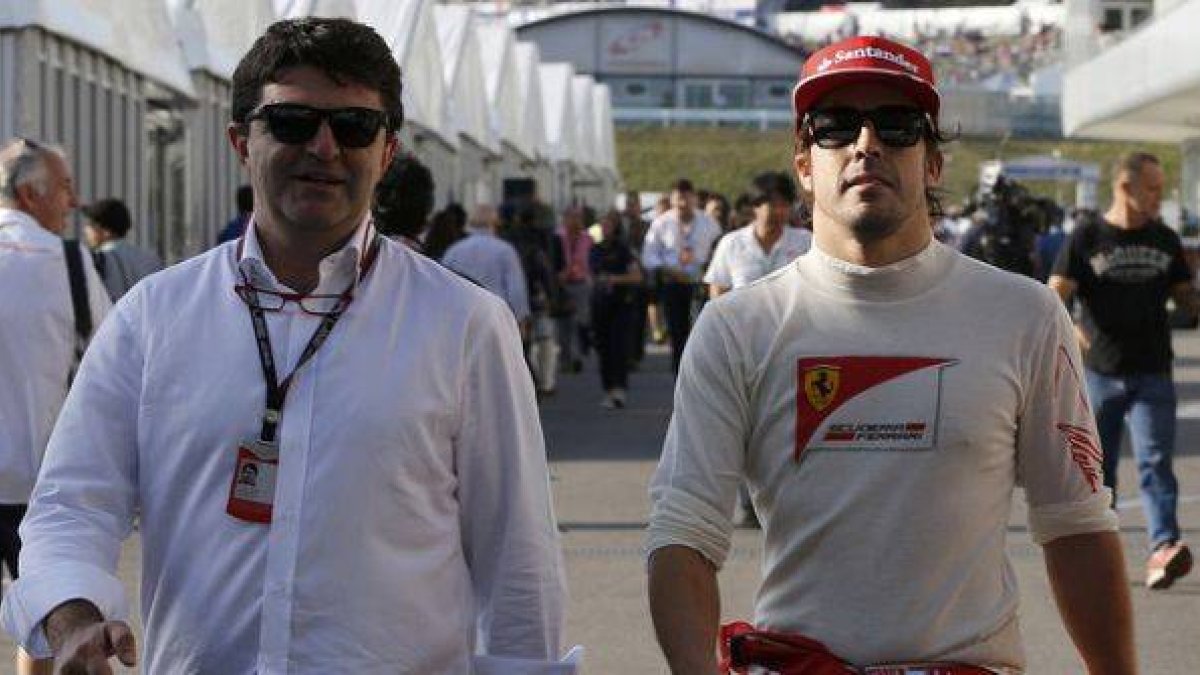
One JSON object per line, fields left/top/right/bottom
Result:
{"left": 803, "top": 365, "right": 840, "bottom": 412}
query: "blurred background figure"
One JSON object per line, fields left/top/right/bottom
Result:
{"left": 505, "top": 205, "right": 565, "bottom": 397}
{"left": 373, "top": 152, "right": 435, "bottom": 252}
{"left": 590, "top": 209, "right": 643, "bottom": 409}
{"left": 425, "top": 202, "right": 467, "bottom": 261}
{"left": 441, "top": 204, "right": 530, "bottom": 336}
{"left": 82, "top": 197, "right": 163, "bottom": 301}
{"left": 216, "top": 185, "right": 253, "bottom": 245}
{"left": 557, "top": 206, "right": 593, "bottom": 373}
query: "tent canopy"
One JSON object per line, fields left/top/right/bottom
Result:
{"left": 170, "top": 0, "right": 278, "bottom": 81}
{"left": 1, "top": 0, "right": 196, "bottom": 98}
{"left": 539, "top": 62, "right": 576, "bottom": 164}
{"left": 512, "top": 42, "right": 549, "bottom": 163}
{"left": 476, "top": 21, "right": 532, "bottom": 160}
{"left": 434, "top": 6, "right": 496, "bottom": 152}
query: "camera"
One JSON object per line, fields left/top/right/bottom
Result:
{"left": 960, "top": 176, "right": 1061, "bottom": 278}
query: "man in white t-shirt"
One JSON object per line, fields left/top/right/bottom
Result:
{"left": 704, "top": 172, "right": 811, "bottom": 298}
{"left": 647, "top": 35, "right": 1134, "bottom": 674}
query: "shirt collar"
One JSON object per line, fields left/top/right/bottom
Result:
{"left": 236, "top": 214, "right": 377, "bottom": 294}
{"left": 0, "top": 207, "right": 60, "bottom": 245}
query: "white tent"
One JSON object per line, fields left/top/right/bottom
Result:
{"left": 168, "top": 0, "right": 278, "bottom": 249}
{"left": 538, "top": 62, "right": 578, "bottom": 209}
{"left": 274, "top": 0, "right": 357, "bottom": 19}
{"left": 435, "top": 5, "right": 498, "bottom": 206}
{"left": 571, "top": 74, "right": 602, "bottom": 208}
{"left": 1, "top": 0, "right": 197, "bottom": 259}
{"left": 476, "top": 22, "right": 534, "bottom": 165}
{"left": 512, "top": 42, "right": 553, "bottom": 202}
{"left": 591, "top": 83, "right": 620, "bottom": 207}
{"left": 352, "top": 0, "right": 456, "bottom": 207}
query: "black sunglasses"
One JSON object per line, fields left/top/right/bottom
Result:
{"left": 805, "top": 106, "right": 928, "bottom": 149}
{"left": 247, "top": 103, "right": 389, "bottom": 149}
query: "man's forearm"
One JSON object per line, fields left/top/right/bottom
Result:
{"left": 1044, "top": 531, "right": 1136, "bottom": 675}
{"left": 648, "top": 545, "right": 721, "bottom": 675}
{"left": 43, "top": 599, "right": 104, "bottom": 653}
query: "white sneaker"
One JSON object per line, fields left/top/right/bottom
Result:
{"left": 612, "top": 388, "right": 627, "bottom": 408}
{"left": 601, "top": 393, "right": 617, "bottom": 410}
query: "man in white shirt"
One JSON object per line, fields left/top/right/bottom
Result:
{"left": 0, "top": 138, "right": 111, "bottom": 675}
{"left": 441, "top": 204, "right": 532, "bottom": 331}
{"left": 704, "top": 172, "right": 812, "bottom": 298}
{"left": 642, "top": 178, "right": 721, "bottom": 373}
{"left": 647, "top": 35, "right": 1134, "bottom": 674}
{"left": 1, "top": 18, "right": 567, "bottom": 674}
{"left": 82, "top": 197, "right": 164, "bottom": 301}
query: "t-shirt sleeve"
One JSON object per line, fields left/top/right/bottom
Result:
{"left": 1165, "top": 230, "right": 1193, "bottom": 285}
{"left": 1016, "top": 290, "right": 1118, "bottom": 545}
{"left": 645, "top": 304, "right": 749, "bottom": 568}
{"left": 703, "top": 236, "right": 732, "bottom": 287}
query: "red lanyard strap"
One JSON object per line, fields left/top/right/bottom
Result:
{"left": 238, "top": 232, "right": 381, "bottom": 443}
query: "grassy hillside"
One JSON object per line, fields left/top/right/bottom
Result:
{"left": 616, "top": 127, "right": 1181, "bottom": 209}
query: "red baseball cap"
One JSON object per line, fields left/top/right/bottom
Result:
{"left": 792, "top": 35, "right": 940, "bottom": 122}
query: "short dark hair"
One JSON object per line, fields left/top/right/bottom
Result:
{"left": 231, "top": 18, "right": 403, "bottom": 130}
{"left": 373, "top": 152, "right": 435, "bottom": 240}
{"left": 83, "top": 198, "right": 133, "bottom": 237}
{"left": 235, "top": 184, "right": 254, "bottom": 213}
{"left": 670, "top": 178, "right": 694, "bottom": 194}
{"left": 1112, "top": 151, "right": 1159, "bottom": 183}
{"left": 749, "top": 172, "right": 797, "bottom": 205}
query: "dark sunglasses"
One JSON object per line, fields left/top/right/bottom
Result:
{"left": 805, "top": 106, "right": 928, "bottom": 149}
{"left": 246, "top": 103, "right": 389, "bottom": 149}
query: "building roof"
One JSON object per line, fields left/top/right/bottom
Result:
{"left": 169, "top": 0, "right": 278, "bottom": 81}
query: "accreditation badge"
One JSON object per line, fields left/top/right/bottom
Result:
{"left": 226, "top": 439, "right": 279, "bottom": 524}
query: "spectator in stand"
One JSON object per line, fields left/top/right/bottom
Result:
{"left": 82, "top": 198, "right": 163, "bottom": 301}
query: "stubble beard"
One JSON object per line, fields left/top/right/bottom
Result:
{"left": 846, "top": 210, "right": 902, "bottom": 244}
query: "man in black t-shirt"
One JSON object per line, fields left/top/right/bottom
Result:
{"left": 1050, "top": 151, "right": 1197, "bottom": 590}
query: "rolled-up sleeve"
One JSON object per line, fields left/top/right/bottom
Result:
{"left": 1017, "top": 292, "right": 1118, "bottom": 545}
{"left": 456, "top": 294, "right": 566, "bottom": 661}
{"left": 0, "top": 293, "right": 142, "bottom": 656}
{"left": 646, "top": 304, "right": 750, "bottom": 568}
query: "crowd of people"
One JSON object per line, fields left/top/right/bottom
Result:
{"left": 784, "top": 21, "right": 1063, "bottom": 91}
{"left": 0, "top": 17, "right": 1193, "bottom": 675}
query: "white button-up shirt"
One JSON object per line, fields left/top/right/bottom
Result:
{"left": 0, "top": 207, "right": 110, "bottom": 503}
{"left": 704, "top": 225, "right": 812, "bottom": 291}
{"left": 441, "top": 228, "right": 531, "bottom": 322}
{"left": 1, "top": 219, "right": 567, "bottom": 673}
{"left": 641, "top": 210, "right": 722, "bottom": 282}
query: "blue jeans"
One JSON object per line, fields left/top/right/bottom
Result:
{"left": 1085, "top": 369, "right": 1181, "bottom": 549}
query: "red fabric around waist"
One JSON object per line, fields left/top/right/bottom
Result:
{"left": 719, "top": 622, "right": 995, "bottom": 675}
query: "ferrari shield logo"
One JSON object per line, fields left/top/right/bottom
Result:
{"left": 803, "top": 366, "right": 840, "bottom": 412}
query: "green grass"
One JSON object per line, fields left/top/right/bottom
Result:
{"left": 616, "top": 127, "right": 1181, "bottom": 208}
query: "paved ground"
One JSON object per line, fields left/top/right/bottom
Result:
{"left": 2, "top": 332, "right": 1198, "bottom": 673}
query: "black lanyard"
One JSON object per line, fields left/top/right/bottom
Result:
{"left": 237, "top": 231, "right": 381, "bottom": 443}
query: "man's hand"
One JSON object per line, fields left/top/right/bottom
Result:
{"left": 44, "top": 599, "right": 136, "bottom": 674}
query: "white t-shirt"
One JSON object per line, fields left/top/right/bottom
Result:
{"left": 704, "top": 225, "right": 812, "bottom": 290}
{"left": 648, "top": 240, "right": 1116, "bottom": 672}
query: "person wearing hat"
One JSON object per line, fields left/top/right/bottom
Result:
{"left": 646, "top": 35, "right": 1134, "bottom": 674}
{"left": 81, "top": 197, "right": 163, "bottom": 301}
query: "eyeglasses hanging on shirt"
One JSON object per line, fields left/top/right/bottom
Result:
{"left": 225, "top": 223, "right": 381, "bottom": 524}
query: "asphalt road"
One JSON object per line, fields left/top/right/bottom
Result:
{"left": 1, "top": 334, "right": 1197, "bottom": 674}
